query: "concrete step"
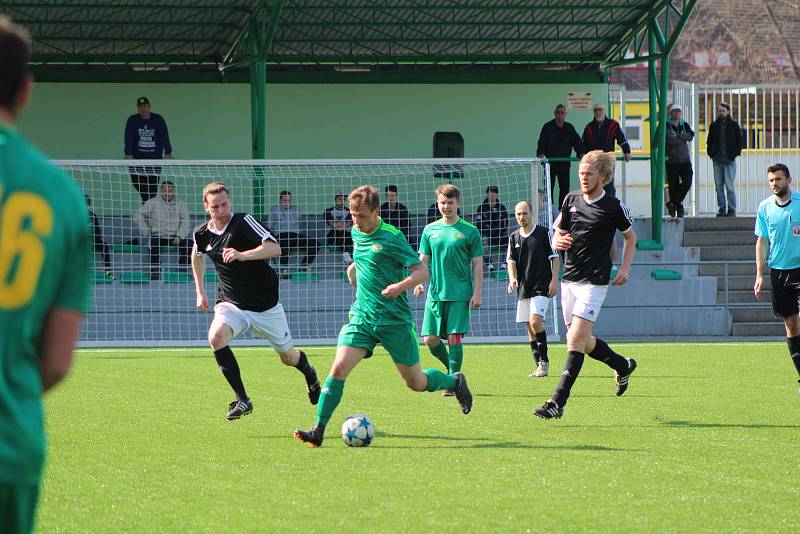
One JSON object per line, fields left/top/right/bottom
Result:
{"left": 731, "top": 306, "right": 777, "bottom": 322}
{"left": 682, "top": 230, "right": 756, "bottom": 247}
{"left": 683, "top": 217, "right": 756, "bottom": 232}
{"left": 699, "top": 263, "right": 761, "bottom": 276}
{"left": 731, "top": 322, "right": 786, "bottom": 336}
{"left": 718, "top": 289, "right": 765, "bottom": 303}
{"left": 721, "top": 275, "right": 771, "bottom": 291}
{"left": 700, "top": 245, "right": 756, "bottom": 261}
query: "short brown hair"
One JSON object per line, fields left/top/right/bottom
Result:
{"left": 580, "top": 150, "right": 616, "bottom": 186}
{"left": 435, "top": 183, "right": 461, "bottom": 201}
{"left": 203, "top": 182, "right": 230, "bottom": 202}
{"left": 0, "top": 16, "right": 31, "bottom": 110}
{"left": 767, "top": 163, "right": 791, "bottom": 178}
{"left": 719, "top": 102, "right": 731, "bottom": 112}
{"left": 349, "top": 185, "right": 380, "bottom": 211}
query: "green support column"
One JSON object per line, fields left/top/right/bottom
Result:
{"left": 250, "top": 59, "right": 266, "bottom": 219}
{"left": 647, "top": 32, "right": 660, "bottom": 242}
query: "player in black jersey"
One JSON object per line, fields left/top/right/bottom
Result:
{"left": 534, "top": 150, "right": 638, "bottom": 419}
{"left": 192, "top": 182, "right": 320, "bottom": 420}
{"left": 507, "top": 201, "right": 559, "bottom": 377}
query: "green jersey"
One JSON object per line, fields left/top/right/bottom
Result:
{"left": 419, "top": 217, "right": 484, "bottom": 301}
{"left": 0, "top": 124, "right": 91, "bottom": 486}
{"left": 350, "top": 219, "right": 421, "bottom": 326}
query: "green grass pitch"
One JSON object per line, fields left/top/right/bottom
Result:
{"left": 39, "top": 342, "right": 799, "bottom": 532}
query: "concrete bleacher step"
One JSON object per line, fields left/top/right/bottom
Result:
{"left": 730, "top": 307, "right": 778, "bottom": 322}
{"left": 721, "top": 275, "right": 771, "bottom": 291}
{"left": 718, "top": 289, "right": 766, "bottom": 304}
{"left": 683, "top": 217, "right": 757, "bottom": 232}
{"left": 699, "top": 263, "right": 762, "bottom": 276}
{"left": 699, "top": 245, "right": 755, "bottom": 261}
{"left": 731, "top": 322, "right": 787, "bottom": 336}
{"left": 683, "top": 230, "right": 756, "bottom": 247}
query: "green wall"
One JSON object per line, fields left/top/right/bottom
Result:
{"left": 18, "top": 82, "right": 606, "bottom": 215}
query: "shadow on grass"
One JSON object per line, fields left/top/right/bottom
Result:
{"left": 656, "top": 419, "right": 800, "bottom": 429}
{"left": 475, "top": 393, "right": 538, "bottom": 399}
{"left": 571, "top": 394, "right": 681, "bottom": 398}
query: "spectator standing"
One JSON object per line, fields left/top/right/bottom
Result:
{"left": 663, "top": 104, "right": 695, "bottom": 218}
{"left": 475, "top": 185, "right": 510, "bottom": 272}
{"left": 133, "top": 181, "right": 191, "bottom": 280}
{"left": 537, "top": 104, "right": 584, "bottom": 208}
{"left": 268, "top": 191, "right": 318, "bottom": 277}
{"left": 124, "top": 96, "right": 173, "bottom": 202}
{"left": 582, "top": 102, "right": 631, "bottom": 197}
{"left": 707, "top": 101, "right": 743, "bottom": 217}
{"left": 86, "top": 194, "right": 113, "bottom": 278}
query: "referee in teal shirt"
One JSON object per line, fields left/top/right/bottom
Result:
{"left": 755, "top": 163, "right": 800, "bottom": 392}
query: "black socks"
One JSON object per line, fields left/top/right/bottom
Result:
{"left": 552, "top": 350, "right": 585, "bottom": 407}
{"left": 588, "top": 338, "right": 629, "bottom": 374}
{"left": 214, "top": 346, "right": 248, "bottom": 401}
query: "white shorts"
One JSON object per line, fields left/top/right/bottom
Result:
{"left": 213, "top": 301, "right": 294, "bottom": 352}
{"left": 560, "top": 281, "right": 608, "bottom": 325}
{"left": 516, "top": 296, "right": 551, "bottom": 322}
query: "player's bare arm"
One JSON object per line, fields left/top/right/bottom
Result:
{"left": 755, "top": 236, "right": 768, "bottom": 300}
{"left": 383, "top": 263, "right": 429, "bottom": 299}
{"left": 39, "top": 308, "right": 82, "bottom": 392}
{"left": 346, "top": 261, "right": 357, "bottom": 287}
{"left": 222, "top": 240, "right": 281, "bottom": 263}
{"left": 191, "top": 250, "right": 208, "bottom": 311}
{"left": 413, "top": 254, "right": 430, "bottom": 296}
{"left": 470, "top": 256, "right": 483, "bottom": 308}
{"left": 507, "top": 259, "right": 519, "bottom": 293}
{"left": 548, "top": 256, "right": 560, "bottom": 297}
{"left": 612, "top": 228, "right": 637, "bottom": 286}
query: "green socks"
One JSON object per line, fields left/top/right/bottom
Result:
{"left": 448, "top": 344, "right": 463, "bottom": 374}
{"left": 315, "top": 376, "right": 345, "bottom": 426}
{"left": 429, "top": 341, "right": 449, "bottom": 369}
{"left": 423, "top": 368, "right": 456, "bottom": 392}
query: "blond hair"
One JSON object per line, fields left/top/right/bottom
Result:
{"left": 202, "top": 182, "right": 230, "bottom": 202}
{"left": 580, "top": 150, "right": 616, "bottom": 186}
{"left": 349, "top": 185, "right": 380, "bottom": 211}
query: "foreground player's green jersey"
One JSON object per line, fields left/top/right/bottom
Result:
{"left": 0, "top": 123, "right": 92, "bottom": 486}
{"left": 419, "top": 217, "right": 484, "bottom": 302}
{"left": 349, "top": 219, "right": 421, "bottom": 325}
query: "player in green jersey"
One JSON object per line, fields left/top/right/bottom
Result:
{"left": 294, "top": 185, "right": 473, "bottom": 447}
{"left": 414, "top": 184, "right": 484, "bottom": 389}
{"left": 0, "top": 17, "right": 92, "bottom": 534}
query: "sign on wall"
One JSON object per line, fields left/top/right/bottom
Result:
{"left": 567, "top": 91, "right": 593, "bottom": 110}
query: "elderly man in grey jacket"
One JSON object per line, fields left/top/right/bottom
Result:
{"left": 133, "top": 180, "right": 191, "bottom": 280}
{"left": 664, "top": 104, "right": 695, "bottom": 218}
{"left": 268, "top": 190, "right": 318, "bottom": 277}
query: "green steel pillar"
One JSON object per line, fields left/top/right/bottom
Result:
{"left": 647, "top": 20, "right": 669, "bottom": 245}
{"left": 250, "top": 59, "right": 266, "bottom": 219}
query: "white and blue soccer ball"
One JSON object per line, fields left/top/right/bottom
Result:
{"left": 340, "top": 414, "right": 376, "bottom": 447}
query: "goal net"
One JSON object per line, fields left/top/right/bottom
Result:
{"left": 59, "top": 159, "right": 556, "bottom": 346}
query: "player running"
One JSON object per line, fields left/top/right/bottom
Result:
{"left": 534, "top": 150, "right": 638, "bottom": 419}
{"left": 192, "top": 182, "right": 320, "bottom": 421}
{"left": 507, "top": 201, "right": 559, "bottom": 378}
{"left": 294, "top": 185, "right": 472, "bottom": 447}
{"left": 414, "top": 184, "right": 484, "bottom": 389}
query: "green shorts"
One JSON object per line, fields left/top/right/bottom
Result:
{"left": 337, "top": 319, "right": 420, "bottom": 366}
{"left": 0, "top": 483, "right": 39, "bottom": 534}
{"left": 421, "top": 300, "right": 471, "bottom": 337}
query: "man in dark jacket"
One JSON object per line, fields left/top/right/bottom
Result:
{"left": 537, "top": 104, "right": 584, "bottom": 208}
{"left": 475, "top": 185, "right": 509, "bottom": 272}
{"left": 582, "top": 102, "right": 631, "bottom": 197}
{"left": 124, "top": 96, "right": 173, "bottom": 202}
{"left": 380, "top": 185, "right": 413, "bottom": 246}
{"left": 706, "top": 102, "right": 743, "bottom": 217}
{"left": 663, "top": 104, "right": 695, "bottom": 217}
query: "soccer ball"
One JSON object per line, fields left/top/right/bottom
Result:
{"left": 340, "top": 414, "right": 376, "bottom": 447}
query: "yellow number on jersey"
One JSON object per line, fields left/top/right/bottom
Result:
{"left": 0, "top": 186, "right": 54, "bottom": 309}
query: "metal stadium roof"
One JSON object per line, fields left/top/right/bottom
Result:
{"left": 1, "top": 1, "right": 696, "bottom": 75}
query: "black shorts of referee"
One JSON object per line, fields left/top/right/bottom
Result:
{"left": 770, "top": 267, "right": 800, "bottom": 318}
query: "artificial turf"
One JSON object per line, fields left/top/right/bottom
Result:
{"left": 38, "top": 342, "right": 800, "bottom": 532}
